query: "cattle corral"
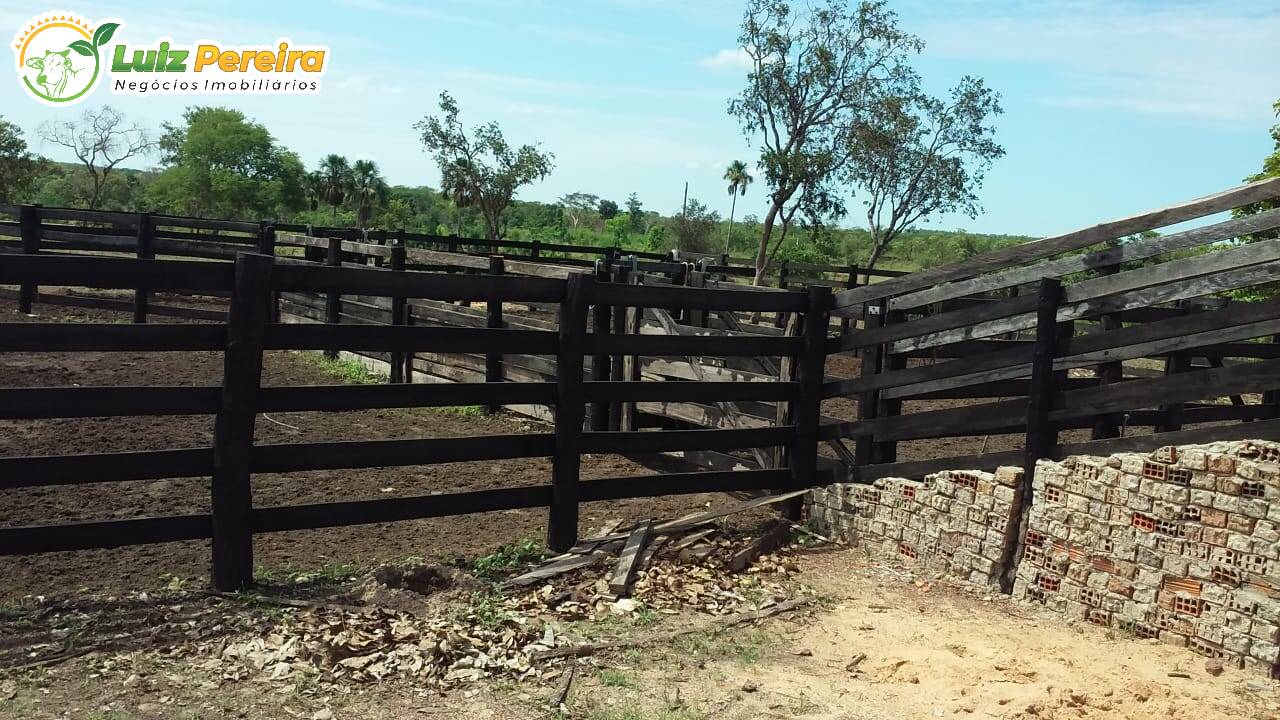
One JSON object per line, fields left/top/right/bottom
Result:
{"left": 3, "top": 176, "right": 1280, "bottom": 602}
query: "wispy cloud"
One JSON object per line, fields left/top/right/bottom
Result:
{"left": 914, "top": 0, "right": 1280, "bottom": 123}
{"left": 700, "top": 48, "right": 751, "bottom": 69}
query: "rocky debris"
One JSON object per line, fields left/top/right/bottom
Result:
{"left": 214, "top": 605, "right": 559, "bottom": 688}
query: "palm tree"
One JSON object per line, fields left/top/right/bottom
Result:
{"left": 303, "top": 170, "right": 325, "bottom": 211}
{"left": 349, "top": 159, "right": 388, "bottom": 228}
{"left": 319, "top": 154, "right": 352, "bottom": 219}
{"left": 723, "top": 160, "right": 753, "bottom": 254}
{"left": 439, "top": 157, "right": 476, "bottom": 236}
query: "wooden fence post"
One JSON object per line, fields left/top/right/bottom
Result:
{"left": 998, "top": 277, "right": 1064, "bottom": 593}
{"left": 774, "top": 260, "right": 790, "bottom": 328}
{"left": 839, "top": 265, "right": 858, "bottom": 335}
{"left": 324, "top": 236, "right": 342, "bottom": 360}
{"left": 1091, "top": 264, "right": 1123, "bottom": 438}
{"left": 872, "top": 308, "right": 907, "bottom": 465}
{"left": 258, "top": 222, "right": 279, "bottom": 322}
{"left": 486, "top": 255, "right": 505, "bottom": 413}
{"left": 786, "top": 285, "right": 832, "bottom": 520}
{"left": 211, "top": 252, "right": 274, "bottom": 591}
{"left": 390, "top": 240, "right": 408, "bottom": 384}
{"left": 590, "top": 264, "right": 612, "bottom": 431}
{"left": 531, "top": 239, "right": 541, "bottom": 259}
{"left": 854, "top": 299, "right": 888, "bottom": 467}
{"left": 609, "top": 265, "right": 629, "bottom": 431}
{"left": 18, "top": 205, "right": 39, "bottom": 314}
{"left": 1156, "top": 300, "right": 1194, "bottom": 432}
{"left": 133, "top": 212, "right": 153, "bottom": 324}
{"left": 550, "top": 272, "right": 590, "bottom": 552}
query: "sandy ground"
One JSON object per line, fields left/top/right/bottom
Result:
{"left": 3, "top": 545, "right": 1276, "bottom": 720}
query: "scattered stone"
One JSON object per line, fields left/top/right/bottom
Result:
{"left": 1204, "top": 659, "right": 1225, "bottom": 677}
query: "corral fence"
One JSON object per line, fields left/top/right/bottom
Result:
{"left": 4, "top": 177, "right": 1280, "bottom": 593}
{"left": 0, "top": 243, "right": 829, "bottom": 591}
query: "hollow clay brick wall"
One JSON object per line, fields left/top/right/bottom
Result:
{"left": 811, "top": 440, "right": 1280, "bottom": 675}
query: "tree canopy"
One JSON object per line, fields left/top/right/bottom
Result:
{"left": 147, "top": 106, "right": 305, "bottom": 219}
{"left": 415, "top": 92, "right": 555, "bottom": 244}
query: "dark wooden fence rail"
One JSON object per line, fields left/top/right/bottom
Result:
{"left": 0, "top": 250, "right": 827, "bottom": 591}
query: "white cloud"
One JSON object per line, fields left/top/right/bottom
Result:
{"left": 700, "top": 48, "right": 752, "bottom": 69}
{"left": 914, "top": 1, "right": 1280, "bottom": 124}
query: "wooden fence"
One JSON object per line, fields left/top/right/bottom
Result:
{"left": 0, "top": 249, "right": 828, "bottom": 591}
{"left": 6, "top": 178, "right": 1280, "bottom": 592}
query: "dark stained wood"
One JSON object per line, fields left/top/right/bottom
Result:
{"left": 257, "top": 382, "right": 556, "bottom": 412}
{"left": 133, "top": 213, "right": 153, "bottom": 323}
{"left": 0, "top": 385, "right": 220, "bottom": 419}
{"left": 788, "top": 286, "right": 832, "bottom": 518}
{"left": 0, "top": 514, "right": 212, "bottom": 555}
{"left": 0, "top": 447, "right": 215, "bottom": 488}
{"left": 550, "top": 273, "right": 589, "bottom": 552}
{"left": 581, "top": 380, "right": 798, "bottom": 403}
{"left": 580, "top": 469, "right": 796, "bottom": 501}
{"left": 1000, "top": 278, "right": 1064, "bottom": 592}
{"left": 389, "top": 241, "right": 408, "bottom": 383}
{"left": 486, "top": 255, "right": 506, "bottom": 412}
{"left": 263, "top": 324, "right": 558, "bottom": 354}
{"left": 0, "top": 323, "right": 227, "bottom": 352}
{"left": 579, "top": 426, "right": 794, "bottom": 454}
{"left": 210, "top": 253, "right": 273, "bottom": 592}
{"left": 0, "top": 254, "right": 235, "bottom": 292}
{"left": 584, "top": 333, "right": 802, "bottom": 357}
{"left": 251, "top": 433, "right": 556, "bottom": 472}
{"left": 17, "top": 205, "right": 39, "bottom": 314}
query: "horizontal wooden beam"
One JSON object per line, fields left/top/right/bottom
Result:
{"left": 0, "top": 448, "right": 215, "bottom": 488}
{"left": 582, "top": 380, "right": 798, "bottom": 403}
{"left": 0, "top": 514, "right": 212, "bottom": 555}
{"left": 580, "top": 426, "right": 794, "bottom": 454}
{"left": 0, "top": 385, "right": 221, "bottom": 418}
{"left": 257, "top": 382, "right": 557, "bottom": 412}
{"left": 250, "top": 433, "right": 557, "bottom": 472}
{"left": 263, "top": 324, "right": 558, "bottom": 354}
{"left": 0, "top": 323, "right": 227, "bottom": 352}
{"left": 251, "top": 485, "right": 553, "bottom": 533}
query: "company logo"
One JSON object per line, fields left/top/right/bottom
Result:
{"left": 13, "top": 10, "right": 329, "bottom": 106}
{"left": 12, "top": 11, "right": 117, "bottom": 105}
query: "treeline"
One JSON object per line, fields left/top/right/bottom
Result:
{"left": 0, "top": 108, "right": 1030, "bottom": 272}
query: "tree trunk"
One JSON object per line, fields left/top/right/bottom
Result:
{"left": 753, "top": 201, "right": 782, "bottom": 286}
{"left": 864, "top": 241, "right": 887, "bottom": 285}
{"left": 726, "top": 192, "right": 738, "bottom": 255}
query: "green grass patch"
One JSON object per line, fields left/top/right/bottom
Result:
{"left": 433, "top": 404, "right": 487, "bottom": 419}
{"left": 471, "top": 538, "right": 543, "bottom": 581}
{"left": 597, "top": 669, "right": 636, "bottom": 688}
{"left": 253, "top": 562, "right": 362, "bottom": 587}
{"left": 301, "top": 353, "right": 382, "bottom": 384}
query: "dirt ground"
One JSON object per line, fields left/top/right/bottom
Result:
{"left": 2, "top": 545, "right": 1275, "bottom": 720}
{"left": 0, "top": 297, "right": 768, "bottom": 601}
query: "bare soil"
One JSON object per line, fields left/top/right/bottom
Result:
{"left": 1, "top": 546, "right": 1274, "bottom": 720}
{"left": 0, "top": 298, "right": 771, "bottom": 601}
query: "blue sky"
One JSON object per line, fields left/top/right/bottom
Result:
{"left": 3, "top": 0, "right": 1278, "bottom": 236}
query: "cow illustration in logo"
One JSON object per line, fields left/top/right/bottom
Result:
{"left": 25, "top": 47, "right": 81, "bottom": 98}
{"left": 12, "top": 12, "right": 119, "bottom": 106}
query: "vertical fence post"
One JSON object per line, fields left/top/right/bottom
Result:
{"left": 998, "top": 277, "right": 1063, "bottom": 593}
{"left": 774, "top": 260, "right": 791, "bottom": 328}
{"left": 133, "top": 212, "right": 153, "bottom": 323}
{"left": 1091, "top": 264, "right": 1122, "bottom": 438}
{"left": 17, "top": 205, "right": 39, "bottom": 314}
{"left": 389, "top": 240, "right": 408, "bottom": 384}
{"left": 530, "top": 239, "right": 541, "bottom": 259}
{"left": 872, "top": 308, "right": 907, "bottom": 465}
{"left": 1156, "top": 300, "right": 1194, "bottom": 432}
{"left": 324, "top": 236, "right": 342, "bottom": 360}
{"left": 786, "top": 285, "right": 832, "bottom": 520}
{"left": 854, "top": 299, "right": 888, "bottom": 467}
{"left": 590, "top": 264, "right": 612, "bottom": 431}
{"left": 839, "top": 265, "right": 857, "bottom": 335}
{"left": 258, "top": 222, "right": 279, "bottom": 322}
{"left": 485, "top": 255, "right": 506, "bottom": 412}
{"left": 550, "top": 272, "right": 590, "bottom": 552}
{"left": 609, "top": 265, "right": 629, "bottom": 431}
{"left": 211, "top": 252, "right": 274, "bottom": 591}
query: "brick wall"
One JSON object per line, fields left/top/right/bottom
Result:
{"left": 811, "top": 440, "right": 1280, "bottom": 675}
{"left": 810, "top": 467, "right": 1023, "bottom": 586}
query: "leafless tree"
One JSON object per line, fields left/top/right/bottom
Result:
{"left": 38, "top": 105, "right": 155, "bottom": 210}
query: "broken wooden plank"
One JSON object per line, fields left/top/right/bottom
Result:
{"left": 506, "top": 539, "right": 624, "bottom": 587}
{"left": 608, "top": 519, "right": 654, "bottom": 598}
{"left": 728, "top": 521, "right": 792, "bottom": 573}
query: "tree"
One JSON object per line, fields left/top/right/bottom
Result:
{"left": 1236, "top": 99, "right": 1280, "bottom": 242}
{"left": 558, "top": 192, "right": 599, "bottom": 228}
{"left": 440, "top": 157, "right": 478, "bottom": 236}
{"left": 37, "top": 105, "right": 155, "bottom": 209}
{"left": 349, "top": 159, "right": 388, "bottom": 228}
{"left": 598, "top": 198, "right": 619, "bottom": 220}
{"left": 146, "top": 106, "right": 304, "bottom": 219}
{"left": 847, "top": 75, "right": 1004, "bottom": 271}
{"left": 415, "top": 91, "right": 554, "bottom": 247}
{"left": 303, "top": 170, "right": 325, "bottom": 211}
{"left": 319, "top": 154, "right": 352, "bottom": 219}
{"left": 669, "top": 198, "right": 721, "bottom": 254}
{"left": 0, "top": 116, "right": 40, "bottom": 203}
{"left": 729, "top": 0, "right": 922, "bottom": 284}
{"left": 723, "top": 160, "right": 753, "bottom": 254}
{"left": 626, "top": 192, "right": 645, "bottom": 233}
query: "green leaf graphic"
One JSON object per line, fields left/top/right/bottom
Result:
{"left": 69, "top": 40, "right": 94, "bottom": 56}
{"left": 93, "top": 22, "right": 119, "bottom": 47}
